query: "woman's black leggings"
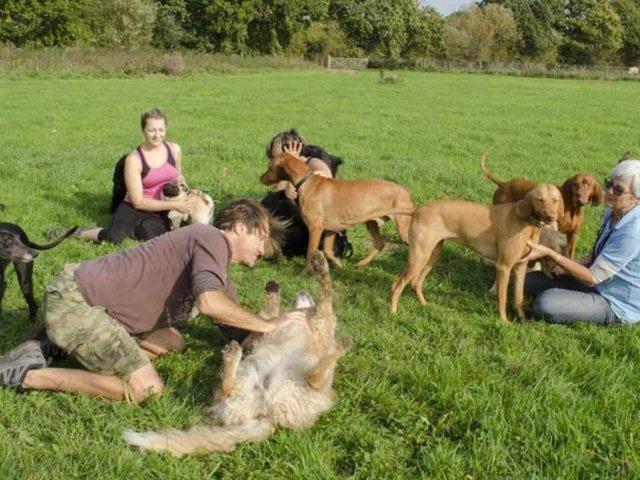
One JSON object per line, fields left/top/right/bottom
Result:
{"left": 98, "top": 202, "right": 170, "bottom": 244}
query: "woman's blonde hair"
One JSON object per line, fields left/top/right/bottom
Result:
{"left": 140, "top": 108, "right": 167, "bottom": 129}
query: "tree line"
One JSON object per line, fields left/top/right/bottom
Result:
{"left": 1, "top": 0, "right": 639, "bottom": 66}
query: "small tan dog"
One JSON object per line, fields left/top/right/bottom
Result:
{"left": 390, "top": 184, "right": 563, "bottom": 323}
{"left": 260, "top": 152, "right": 414, "bottom": 271}
{"left": 123, "top": 251, "right": 350, "bottom": 456}
{"left": 161, "top": 182, "right": 214, "bottom": 230}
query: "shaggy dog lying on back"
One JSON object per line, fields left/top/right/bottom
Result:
{"left": 123, "top": 251, "right": 350, "bottom": 456}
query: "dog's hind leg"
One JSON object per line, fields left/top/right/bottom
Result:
{"left": 306, "top": 335, "right": 351, "bottom": 391}
{"left": 14, "top": 261, "right": 37, "bottom": 322}
{"left": 355, "top": 221, "right": 386, "bottom": 267}
{"left": 304, "top": 225, "right": 325, "bottom": 272}
{"left": 321, "top": 232, "right": 342, "bottom": 268}
{"left": 412, "top": 241, "right": 443, "bottom": 306}
{"left": 390, "top": 237, "right": 438, "bottom": 314}
{"left": 308, "top": 251, "right": 335, "bottom": 337}
{"left": 220, "top": 341, "right": 243, "bottom": 397}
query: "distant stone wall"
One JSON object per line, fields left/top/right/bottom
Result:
{"left": 326, "top": 56, "right": 369, "bottom": 70}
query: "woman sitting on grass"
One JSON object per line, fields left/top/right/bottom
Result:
{"left": 76, "top": 108, "right": 195, "bottom": 244}
{"left": 522, "top": 159, "right": 640, "bottom": 325}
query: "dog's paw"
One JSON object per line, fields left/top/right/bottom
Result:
{"left": 221, "top": 341, "right": 242, "bottom": 362}
{"left": 265, "top": 280, "right": 280, "bottom": 293}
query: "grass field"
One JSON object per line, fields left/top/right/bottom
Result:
{"left": 1, "top": 69, "right": 640, "bottom": 479}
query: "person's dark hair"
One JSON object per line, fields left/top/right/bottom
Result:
{"left": 214, "top": 198, "right": 270, "bottom": 235}
{"left": 141, "top": 108, "right": 167, "bottom": 129}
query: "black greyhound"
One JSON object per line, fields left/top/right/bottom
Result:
{"left": 0, "top": 223, "right": 77, "bottom": 322}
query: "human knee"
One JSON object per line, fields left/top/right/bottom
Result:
{"left": 532, "top": 290, "right": 564, "bottom": 322}
{"left": 134, "top": 219, "right": 168, "bottom": 241}
{"left": 97, "top": 227, "right": 126, "bottom": 244}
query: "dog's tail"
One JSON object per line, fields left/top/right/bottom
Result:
{"left": 339, "top": 207, "right": 416, "bottom": 227}
{"left": 28, "top": 227, "right": 79, "bottom": 251}
{"left": 480, "top": 151, "right": 504, "bottom": 187}
{"left": 123, "top": 418, "right": 276, "bottom": 457}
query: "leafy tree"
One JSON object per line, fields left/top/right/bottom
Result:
{"left": 329, "top": 0, "right": 444, "bottom": 59}
{"left": 152, "top": 0, "right": 189, "bottom": 50}
{"left": 612, "top": 0, "right": 640, "bottom": 65}
{"left": 246, "top": 0, "right": 314, "bottom": 54}
{"left": 481, "top": 0, "right": 564, "bottom": 62}
{"left": 560, "top": 0, "right": 623, "bottom": 64}
{"left": 0, "top": 0, "right": 92, "bottom": 47}
{"left": 288, "top": 21, "right": 362, "bottom": 57}
{"left": 84, "top": 0, "right": 157, "bottom": 49}
{"left": 402, "top": 6, "right": 447, "bottom": 59}
{"left": 447, "top": 4, "right": 520, "bottom": 61}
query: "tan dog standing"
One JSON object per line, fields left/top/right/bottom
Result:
{"left": 259, "top": 152, "right": 414, "bottom": 271}
{"left": 161, "top": 182, "right": 214, "bottom": 230}
{"left": 390, "top": 184, "right": 563, "bottom": 323}
{"left": 123, "top": 251, "right": 350, "bottom": 456}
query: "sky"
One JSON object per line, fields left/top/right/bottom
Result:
{"left": 420, "top": 0, "right": 474, "bottom": 16}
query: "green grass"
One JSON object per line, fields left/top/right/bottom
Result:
{"left": 1, "top": 70, "right": 640, "bottom": 478}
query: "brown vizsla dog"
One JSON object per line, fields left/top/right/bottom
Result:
{"left": 389, "top": 184, "right": 563, "bottom": 323}
{"left": 260, "top": 152, "right": 414, "bottom": 270}
{"left": 481, "top": 152, "right": 603, "bottom": 258}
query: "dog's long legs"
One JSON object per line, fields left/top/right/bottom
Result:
{"left": 390, "top": 238, "right": 438, "bottom": 314}
{"left": 512, "top": 261, "right": 528, "bottom": 321}
{"left": 220, "top": 341, "right": 243, "bottom": 397}
{"left": 412, "top": 241, "right": 443, "bottom": 305}
{"left": 14, "top": 261, "right": 37, "bottom": 322}
{"left": 306, "top": 335, "right": 350, "bottom": 391}
{"left": 305, "top": 226, "right": 325, "bottom": 272}
{"left": 355, "top": 221, "right": 386, "bottom": 267}
{"left": 566, "top": 231, "right": 577, "bottom": 259}
{"left": 321, "top": 232, "right": 342, "bottom": 268}
{"left": 495, "top": 262, "right": 511, "bottom": 324}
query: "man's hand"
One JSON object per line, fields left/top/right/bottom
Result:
{"left": 268, "top": 311, "right": 308, "bottom": 331}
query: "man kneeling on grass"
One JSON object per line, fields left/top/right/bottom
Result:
{"left": 0, "top": 198, "right": 305, "bottom": 403}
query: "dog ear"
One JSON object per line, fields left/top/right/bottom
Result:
{"left": 590, "top": 180, "right": 604, "bottom": 206}
{"left": 560, "top": 178, "right": 573, "bottom": 197}
{"left": 515, "top": 193, "right": 533, "bottom": 220}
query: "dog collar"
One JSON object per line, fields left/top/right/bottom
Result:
{"left": 294, "top": 172, "right": 315, "bottom": 190}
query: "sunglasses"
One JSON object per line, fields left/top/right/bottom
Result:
{"left": 604, "top": 177, "right": 632, "bottom": 197}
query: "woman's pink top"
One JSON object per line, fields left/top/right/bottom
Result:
{"left": 125, "top": 142, "right": 179, "bottom": 202}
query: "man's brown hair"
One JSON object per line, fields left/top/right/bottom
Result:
{"left": 214, "top": 198, "right": 270, "bottom": 236}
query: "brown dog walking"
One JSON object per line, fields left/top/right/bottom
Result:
{"left": 260, "top": 152, "right": 414, "bottom": 271}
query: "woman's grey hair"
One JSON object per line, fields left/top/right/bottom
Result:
{"left": 611, "top": 159, "right": 640, "bottom": 197}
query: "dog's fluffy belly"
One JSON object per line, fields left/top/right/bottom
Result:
{"left": 212, "top": 324, "right": 333, "bottom": 429}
